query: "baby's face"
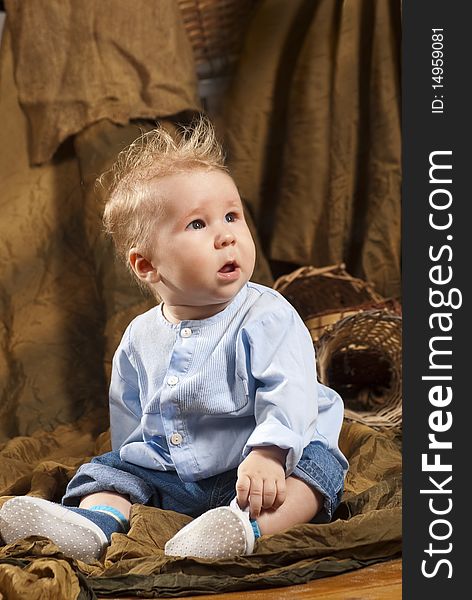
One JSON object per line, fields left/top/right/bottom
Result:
{"left": 147, "top": 169, "right": 256, "bottom": 311}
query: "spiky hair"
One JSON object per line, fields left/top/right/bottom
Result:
{"left": 100, "top": 116, "right": 227, "bottom": 265}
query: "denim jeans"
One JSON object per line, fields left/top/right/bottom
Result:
{"left": 63, "top": 441, "right": 344, "bottom": 522}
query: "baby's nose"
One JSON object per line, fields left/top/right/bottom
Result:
{"left": 215, "top": 231, "right": 235, "bottom": 248}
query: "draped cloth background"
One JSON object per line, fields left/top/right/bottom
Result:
{"left": 0, "top": 1, "right": 401, "bottom": 595}
{"left": 223, "top": 0, "right": 401, "bottom": 298}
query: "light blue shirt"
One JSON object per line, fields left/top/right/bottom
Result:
{"left": 109, "top": 282, "right": 348, "bottom": 482}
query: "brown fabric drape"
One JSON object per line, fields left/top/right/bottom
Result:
{"left": 224, "top": 0, "right": 401, "bottom": 298}
{"left": 5, "top": 0, "right": 200, "bottom": 165}
{"left": 0, "top": 25, "right": 107, "bottom": 441}
{"left": 0, "top": 420, "right": 401, "bottom": 598}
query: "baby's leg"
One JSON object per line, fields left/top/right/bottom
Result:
{"left": 256, "top": 475, "right": 324, "bottom": 535}
{"left": 79, "top": 490, "right": 132, "bottom": 520}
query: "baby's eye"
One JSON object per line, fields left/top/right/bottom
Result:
{"left": 187, "top": 219, "right": 205, "bottom": 230}
{"left": 225, "top": 212, "right": 237, "bottom": 223}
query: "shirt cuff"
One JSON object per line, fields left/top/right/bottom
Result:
{"left": 242, "top": 421, "right": 304, "bottom": 475}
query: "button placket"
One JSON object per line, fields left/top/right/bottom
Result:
{"left": 161, "top": 325, "right": 198, "bottom": 461}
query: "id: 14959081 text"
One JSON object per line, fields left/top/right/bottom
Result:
{"left": 431, "top": 28, "right": 444, "bottom": 114}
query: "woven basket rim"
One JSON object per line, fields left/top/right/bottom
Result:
{"left": 274, "top": 263, "right": 385, "bottom": 304}
{"left": 316, "top": 308, "right": 402, "bottom": 337}
{"left": 316, "top": 309, "right": 403, "bottom": 430}
{"left": 304, "top": 298, "right": 401, "bottom": 323}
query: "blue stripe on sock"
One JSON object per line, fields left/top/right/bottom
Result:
{"left": 250, "top": 519, "right": 261, "bottom": 539}
{"left": 88, "top": 505, "right": 128, "bottom": 528}
{"left": 66, "top": 507, "right": 127, "bottom": 541}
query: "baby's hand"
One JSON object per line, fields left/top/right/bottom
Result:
{"left": 236, "top": 446, "right": 288, "bottom": 519}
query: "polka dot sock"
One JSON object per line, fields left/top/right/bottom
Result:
{"left": 164, "top": 499, "right": 259, "bottom": 559}
{"left": 0, "top": 496, "right": 128, "bottom": 563}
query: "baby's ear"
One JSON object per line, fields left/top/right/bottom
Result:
{"left": 128, "top": 249, "right": 160, "bottom": 284}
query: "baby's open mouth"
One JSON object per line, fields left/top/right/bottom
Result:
{"left": 219, "top": 261, "right": 238, "bottom": 273}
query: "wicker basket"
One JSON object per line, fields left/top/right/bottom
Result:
{"left": 316, "top": 310, "right": 402, "bottom": 430}
{"left": 274, "top": 264, "right": 385, "bottom": 319}
{"left": 305, "top": 297, "right": 402, "bottom": 343}
{"left": 177, "top": 0, "right": 258, "bottom": 78}
{"left": 274, "top": 264, "right": 393, "bottom": 342}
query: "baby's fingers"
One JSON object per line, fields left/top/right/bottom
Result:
{"left": 235, "top": 473, "right": 251, "bottom": 509}
{"left": 261, "top": 480, "right": 277, "bottom": 509}
{"left": 248, "top": 478, "right": 263, "bottom": 519}
{"left": 273, "top": 480, "right": 287, "bottom": 510}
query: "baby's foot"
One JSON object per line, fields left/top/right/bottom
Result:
{"left": 164, "top": 500, "right": 258, "bottom": 559}
{"left": 0, "top": 497, "right": 123, "bottom": 563}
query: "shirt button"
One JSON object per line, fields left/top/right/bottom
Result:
{"left": 167, "top": 375, "right": 179, "bottom": 386}
{"left": 181, "top": 327, "right": 192, "bottom": 338}
{"left": 170, "top": 432, "right": 183, "bottom": 445}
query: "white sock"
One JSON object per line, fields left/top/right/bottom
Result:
{"left": 0, "top": 496, "right": 109, "bottom": 563}
{"left": 164, "top": 500, "right": 256, "bottom": 559}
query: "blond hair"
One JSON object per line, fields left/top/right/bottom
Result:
{"left": 100, "top": 116, "right": 227, "bottom": 269}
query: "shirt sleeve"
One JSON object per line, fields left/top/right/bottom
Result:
{"left": 242, "top": 301, "right": 319, "bottom": 475}
{"left": 109, "top": 327, "right": 142, "bottom": 451}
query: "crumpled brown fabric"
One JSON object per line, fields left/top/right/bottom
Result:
{"left": 0, "top": 420, "right": 401, "bottom": 598}
{"left": 5, "top": 0, "right": 201, "bottom": 165}
{"left": 0, "top": 24, "right": 109, "bottom": 442}
{"left": 223, "top": 0, "right": 401, "bottom": 298}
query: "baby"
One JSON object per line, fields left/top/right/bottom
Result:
{"left": 0, "top": 117, "right": 348, "bottom": 563}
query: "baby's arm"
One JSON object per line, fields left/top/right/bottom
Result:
{"left": 236, "top": 445, "right": 288, "bottom": 518}
{"left": 109, "top": 325, "right": 143, "bottom": 450}
{"left": 236, "top": 298, "right": 320, "bottom": 518}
